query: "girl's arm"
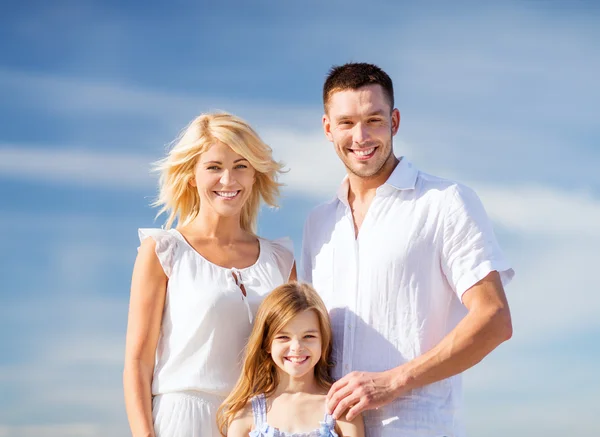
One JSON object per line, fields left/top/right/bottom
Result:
{"left": 336, "top": 413, "right": 364, "bottom": 437}
{"left": 123, "top": 238, "right": 168, "bottom": 437}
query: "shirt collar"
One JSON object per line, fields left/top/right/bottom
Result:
{"left": 336, "top": 156, "right": 418, "bottom": 204}
{"left": 383, "top": 156, "right": 419, "bottom": 191}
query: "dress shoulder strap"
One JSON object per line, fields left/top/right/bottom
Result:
{"left": 250, "top": 394, "right": 268, "bottom": 427}
{"left": 319, "top": 413, "right": 338, "bottom": 437}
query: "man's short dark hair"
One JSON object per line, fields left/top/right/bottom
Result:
{"left": 323, "top": 62, "right": 394, "bottom": 111}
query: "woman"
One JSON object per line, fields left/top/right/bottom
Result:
{"left": 123, "top": 112, "right": 296, "bottom": 437}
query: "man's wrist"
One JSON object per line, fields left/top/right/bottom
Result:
{"left": 388, "top": 363, "right": 418, "bottom": 397}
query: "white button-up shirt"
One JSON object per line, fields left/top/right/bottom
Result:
{"left": 300, "top": 158, "right": 514, "bottom": 437}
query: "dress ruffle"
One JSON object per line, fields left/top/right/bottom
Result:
{"left": 138, "top": 228, "right": 179, "bottom": 277}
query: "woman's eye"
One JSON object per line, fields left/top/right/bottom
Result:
{"left": 235, "top": 164, "right": 248, "bottom": 169}
{"left": 206, "top": 166, "right": 219, "bottom": 171}
{"left": 305, "top": 335, "right": 316, "bottom": 339}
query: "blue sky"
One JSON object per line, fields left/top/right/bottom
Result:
{"left": 1, "top": 1, "right": 599, "bottom": 436}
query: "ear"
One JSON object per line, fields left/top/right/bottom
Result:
{"left": 322, "top": 114, "right": 334, "bottom": 142}
{"left": 391, "top": 108, "right": 401, "bottom": 136}
{"left": 189, "top": 176, "right": 197, "bottom": 187}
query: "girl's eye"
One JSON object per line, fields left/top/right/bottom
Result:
{"left": 305, "top": 335, "right": 316, "bottom": 339}
{"left": 276, "top": 336, "right": 289, "bottom": 340}
{"left": 235, "top": 164, "right": 248, "bottom": 169}
{"left": 206, "top": 166, "right": 220, "bottom": 171}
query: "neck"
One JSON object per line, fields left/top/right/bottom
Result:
{"left": 347, "top": 155, "right": 399, "bottom": 202}
{"left": 185, "top": 208, "right": 246, "bottom": 243}
{"left": 274, "top": 372, "right": 320, "bottom": 396}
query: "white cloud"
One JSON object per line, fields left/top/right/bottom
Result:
{"left": 0, "top": 424, "right": 128, "bottom": 437}
{"left": 464, "top": 345, "right": 600, "bottom": 436}
{"left": 477, "top": 184, "right": 600, "bottom": 238}
{"left": 0, "top": 145, "right": 155, "bottom": 189}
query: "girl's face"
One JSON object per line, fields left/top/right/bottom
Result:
{"left": 191, "top": 141, "right": 256, "bottom": 219}
{"left": 269, "top": 309, "right": 323, "bottom": 381}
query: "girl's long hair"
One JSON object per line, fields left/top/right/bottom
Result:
{"left": 152, "top": 112, "right": 284, "bottom": 233}
{"left": 217, "top": 282, "right": 334, "bottom": 436}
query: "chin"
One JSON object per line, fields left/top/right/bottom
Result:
{"left": 212, "top": 206, "right": 244, "bottom": 218}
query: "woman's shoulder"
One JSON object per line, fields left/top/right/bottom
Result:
{"left": 259, "top": 235, "right": 294, "bottom": 255}
{"left": 137, "top": 228, "right": 181, "bottom": 278}
{"left": 257, "top": 236, "right": 295, "bottom": 280}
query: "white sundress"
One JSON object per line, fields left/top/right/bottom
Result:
{"left": 138, "top": 228, "right": 295, "bottom": 437}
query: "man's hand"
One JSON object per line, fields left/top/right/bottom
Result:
{"left": 326, "top": 370, "right": 404, "bottom": 421}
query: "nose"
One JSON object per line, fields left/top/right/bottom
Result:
{"left": 352, "top": 122, "right": 370, "bottom": 145}
{"left": 220, "top": 169, "right": 235, "bottom": 186}
{"left": 290, "top": 337, "right": 302, "bottom": 352}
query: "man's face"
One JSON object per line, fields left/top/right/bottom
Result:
{"left": 323, "top": 84, "right": 400, "bottom": 179}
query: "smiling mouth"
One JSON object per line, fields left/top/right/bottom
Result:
{"left": 349, "top": 147, "right": 377, "bottom": 160}
{"left": 285, "top": 356, "right": 309, "bottom": 364}
{"left": 214, "top": 190, "right": 240, "bottom": 199}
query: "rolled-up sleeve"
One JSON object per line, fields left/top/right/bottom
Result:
{"left": 440, "top": 184, "right": 515, "bottom": 301}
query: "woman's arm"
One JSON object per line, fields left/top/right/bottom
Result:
{"left": 123, "top": 238, "right": 168, "bottom": 437}
{"left": 336, "top": 413, "right": 364, "bottom": 437}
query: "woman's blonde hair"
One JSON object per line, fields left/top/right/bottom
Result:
{"left": 217, "top": 282, "right": 334, "bottom": 436}
{"left": 152, "top": 112, "right": 284, "bottom": 232}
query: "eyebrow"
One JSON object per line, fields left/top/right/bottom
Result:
{"left": 276, "top": 329, "right": 320, "bottom": 335}
{"left": 203, "top": 158, "right": 249, "bottom": 165}
{"left": 334, "top": 110, "right": 387, "bottom": 121}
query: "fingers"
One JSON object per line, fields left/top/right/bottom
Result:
{"left": 330, "top": 387, "right": 360, "bottom": 420}
{"left": 326, "top": 375, "right": 351, "bottom": 414}
{"left": 327, "top": 375, "right": 350, "bottom": 399}
{"left": 327, "top": 384, "right": 352, "bottom": 416}
{"left": 346, "top": 398, "right": 368, "bottom": 422}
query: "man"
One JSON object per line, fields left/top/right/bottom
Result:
{"left": 300, "top": 62, "right": 514, "bottom": 437}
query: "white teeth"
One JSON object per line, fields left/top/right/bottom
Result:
{"left": 216, "top": 191, "right": 238, "bottom": 198}
{"left": 286, "top": 356, "right": 307, "bottom": 363}
{"left": 353, "top": 148, "right": 375, "bottom": 156}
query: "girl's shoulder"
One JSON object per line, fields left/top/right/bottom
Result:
{"left": 227, "top": 401, "right": 254, "bottom": 437}
{"left": 334, "top": 413, "right": 364, "bottom": 437}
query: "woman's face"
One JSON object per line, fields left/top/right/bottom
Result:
{"left": 191, "top": 141, "right": 256, "bottom": 219}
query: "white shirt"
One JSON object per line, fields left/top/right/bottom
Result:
{"left": 139, "top": 228, "right": 295, "bottom": 398}
{"left": 300, "top": 158, "right": 514, "bottom": 437}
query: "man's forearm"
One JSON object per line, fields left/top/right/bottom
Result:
{"left": 389, "top": 302, "right": 512, "bottom": 396}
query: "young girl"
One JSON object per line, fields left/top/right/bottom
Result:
{"left": 217, "top": 282, "right": 364, "bottom": 437}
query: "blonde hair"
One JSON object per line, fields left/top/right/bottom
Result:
{"left": 152, "top": 112, "right": 284, "bottom": 232}
{"left": 217, "top": 282, "right": 334, "bottom": 436}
